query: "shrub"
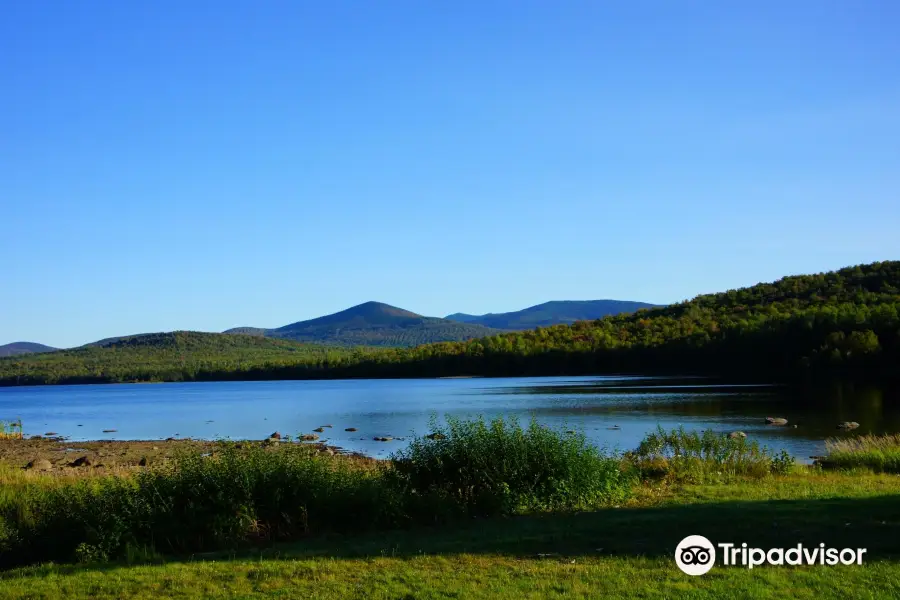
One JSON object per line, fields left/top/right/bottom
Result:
{"left": 629, "top": 426, "right": 794, "bottom": 482}
{"left": 389, "top": 415, "right": 632, "bottom": 519}
{"left": 0, "top": 443, "right": 400, "bottom": 568}
{"left": 136, "top": 443, "right": 401, "bottom": 552}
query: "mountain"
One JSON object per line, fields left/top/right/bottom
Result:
{"left": 445, "top": 300, "right": 659, "bottom": 329}
{"left": 0, "top": 342, "right": 58, "bottom": 357}
{"left": 225, "top": 301, "right": 503, "bottom": 347}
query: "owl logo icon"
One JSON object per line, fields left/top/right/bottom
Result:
{"left": 675, "top": 535, "right": 716, "bottom": 575}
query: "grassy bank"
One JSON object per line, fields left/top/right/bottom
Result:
{"left": 0, "top": 420, "right": 795, "bottom": 569}
{"left": 3, "top": 420, "right": 900, "bottom": 598}
{"left": 0, "top": 417, "right": 637, "bottom": 568}
{"left": 1, "top": 472, "right": 899, "bottom": 599}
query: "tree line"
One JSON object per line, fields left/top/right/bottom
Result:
{"left": 1, "top": 261, "right": 898, "bottom": 386}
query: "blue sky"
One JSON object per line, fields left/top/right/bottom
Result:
{"left": 2, "top": 1, "right": 899, "bottom": 348}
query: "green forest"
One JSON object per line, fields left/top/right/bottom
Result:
{"left": 1, "top": 261, "right": 898, "bottom": 386}
{"left": 0, "top": 333, "right": 372, "bottom": 386}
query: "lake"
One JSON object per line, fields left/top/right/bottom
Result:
{"left": 1, "top": 376, "right": 897, "bottom": 460}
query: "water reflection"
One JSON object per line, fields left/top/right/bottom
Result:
{"left": 470, "top": 378, "right": 900, "bottom": 460}
{"left": 0, "top": 376, "right": 897, "bottom": 460}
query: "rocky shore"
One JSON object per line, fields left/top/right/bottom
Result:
{"left": 0, "top": 436, "right": 374, "bottom": 475}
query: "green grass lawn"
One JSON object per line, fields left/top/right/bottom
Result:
{"left": 4, "top": 471, "right": 899, "bottom": 599}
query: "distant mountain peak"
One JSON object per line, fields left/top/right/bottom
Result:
{"left": 275, "top": 301, "right": 425, "bottom": 334}
{"left": 343, "top": 301, "right": 423, "bottom": 318}
{"left": 0, "top": 341, "right": 58, "bottom": 357}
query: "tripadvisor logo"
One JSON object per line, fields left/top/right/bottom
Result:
{"left": 675, "top": 535, "right": 716, "bottom": 575}
{"left": 675, "top": 535, "right": 867, "bottom": 576}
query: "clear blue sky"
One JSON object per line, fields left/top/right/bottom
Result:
{"left": 2, "top": 1, "right": 899, "bottom": 348}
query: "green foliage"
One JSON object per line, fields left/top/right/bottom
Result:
{"left": 629, "top": 426, "right": 795, "bottom": 482}
{"left": 770, "top": 449, "right": 796, "bottom": 475}
{"left": 1, "top": 419, "right": 633, "bottom": 569}
{"left": 133, "top": 443, "right": 399, "bottom": 552}
{"left": 0, "top": 444, "right": 398, "bottom": 568}
{"left": 4, "top": 471, "right": 900, "bottom": 599}
{"left": 823, "top": 434, "right": 900, "bottom": 473}
{"left": 390, "top": 416, "right": 631, "bottom": 519}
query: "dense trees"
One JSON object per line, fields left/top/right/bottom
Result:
{"left": 1, "top": 261, "right": 898, "bottom": 386}
{"left": 0, "top": 333, "right": 374, "bottom": 386}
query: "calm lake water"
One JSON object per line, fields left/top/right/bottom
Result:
{"left": 1, "top": 376, "right": 897, "bottom": 460}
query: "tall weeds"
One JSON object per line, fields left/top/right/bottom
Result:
{"left": 0, "top": 419, "right": 798, "bottom": 569}
{"left": 0, "top": 444, "right": 399, "bottom": 568}
{"left": 630, "top": 426, "right": 794, "bottom": 482}
{"left": 0, "top": 418, "right": 631, "bottom": 568}
{"left": 823, "top": 434, "right": 900, "bottom": 473}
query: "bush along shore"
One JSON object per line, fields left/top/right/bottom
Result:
{"left": 0, "top": 416, "right": 825, "bottom": 570}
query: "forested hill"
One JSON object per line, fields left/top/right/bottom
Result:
{"left": 445, "top": 299, "right": 659, "bottom": 329}
{"left": 1, "top": 261, "right": 898, "bottom": 386}
{"left": 365, "top": 260, "right": 899, "bottom": 381}
{"left": 0, "top": 332, "right": 370, "bottom": 386}
{"left": 660, "top": 262, "right": 899, "bottom": 314}
{"left": 225, "top": 301, "right": 503, "bottom": 347}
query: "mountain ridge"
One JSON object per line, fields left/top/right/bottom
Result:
{"left": 3, "top": 300, "right": 659, "bottom": 352}
{"left": 445, "top": 299, "right": 659, "bottom": 329}
{"left": 225, "top": 301, "right": 503, "bottom": 347}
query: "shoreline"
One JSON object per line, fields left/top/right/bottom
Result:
{"left": 0, "top": 437, "right": 375, "bottom": 474}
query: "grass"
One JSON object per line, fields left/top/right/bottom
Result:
{"left": 0, "top": 420, "right": 22, "bottom": 441}
{"left": 1, "top": 472, "right": 899, "bottom": 599}
{"left": 823, "top": 434, "right": 900, "bottom": 473}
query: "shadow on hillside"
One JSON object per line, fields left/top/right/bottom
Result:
{"left": 7, "top": 493, "right": 900, "bottom": 578}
